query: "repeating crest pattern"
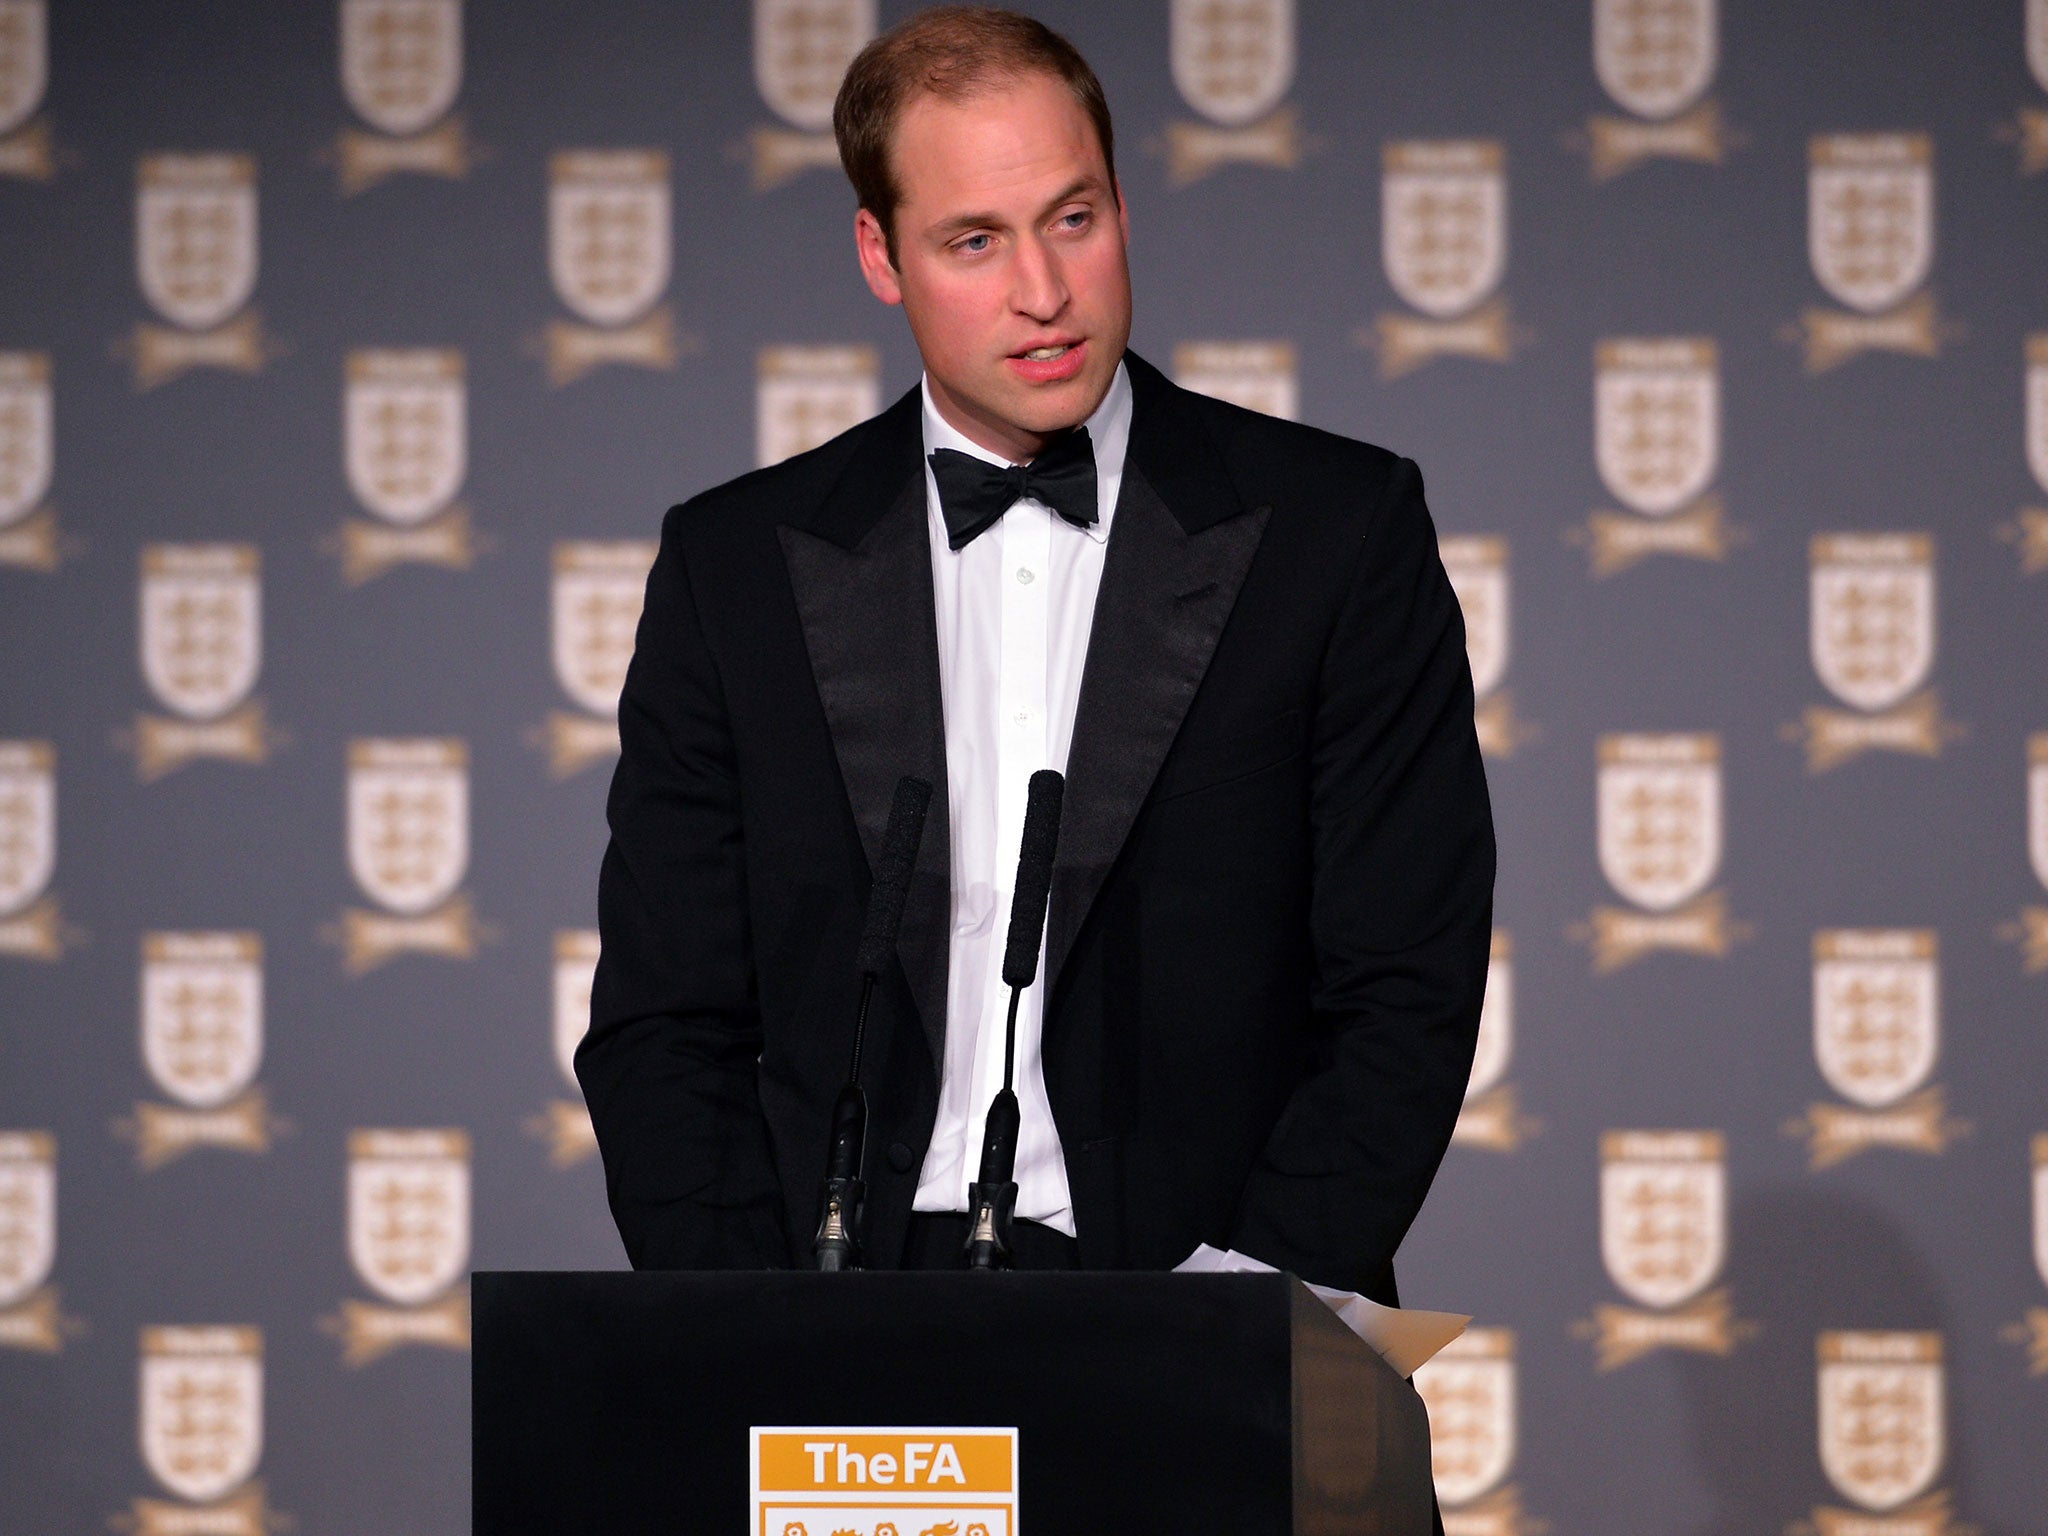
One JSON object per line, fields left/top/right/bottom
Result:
{"left": 553, "top": 930, "right": 599, "bottom": 1089}
{"left": 1597, "top": 734, "right": 1721, "bottom": 912}
{"left": 0, "top": 740, "right": 54, "bottom": 919}
{"left": 1808, "top": 134, "right": 1933, "bottom": 316}
{"left": 2035, "top": 1137, "right": 2048, "bottom": 1293}
{"left": 138, "top": 1326, "right": 264, "bottom": 1505}
{"left": 1382, "top": 140, "right": 1506, "bottom": 320}
{"left": 346, "top": 1129, "right": 469, "bottom": 1307}
{"left": 141, "top": 933, "right": 263, "bottom": 1111}
{"left": 136, "top": 155, "right": 258, "bottom": 333}
{"left": 2034, "top": 0, "right": 2048, "bottom": 97}
{"left": 752, "top": 0, "right": 873, "bottom": 133}
{"left": 1595, "top": 0, "right": 1716, "bottom": 119}
{"left": 548, "top": 150, "right": 671, "bottom": 329}
{"left": 1413, "top": 1326, "right": 1516, "bottom": 1507}
{"left": 0, "top": 1130, "right": 54, "bottom": 1310}
{"left": 1600, "top": 1130, "right": 1725, "bottom": 1310}
{"left": 755, "top": 345, "right": 879, "bottom": 469}
{"left": 1171, "top": 0, "right": 1295, "bottom": 127}
{"left": 1172, "top": 341, "right": 1298, "bottom": 421}
{"left": 0, "top": 351, "right": 51, "bottom": 527}
{"left": 139, "top": 545, "right": 261, "bottom": 722}
{"left": 1817, "top": 1332, "right": 1945, "bottom": 1512}
{"left": 1466, "top": 932, "right": 1513, "bottom": 1099}
{"left": 1595, "top": 338, "right": 1718, "bottom": 517}
{"left": 340, "top": 0, "right": 461, "bottom": 138}
{"left": 346, "top": 738, "right": 469, "bottom": 915}
{"left": 1812, "top": 930, "right": 1937, "bottom": 1110}
{"left": 551, "top": 541, "right": 654, "bottom": 717}
{"left": 1442, "top": 536, "right": 1508, "bottom": 701}
{"left": 2032, "top": 735, "right": 2048, "bottom": 894}
{"left": 2028, "top": 335, "right": 2048, "bottom": 499}
{"left": 0, "top": 0, "right": 46, "bottom": 138}
{"left": 344, "top": 349, "right": 466, "bottom": 525}
{"left": 1809, "top": 534, "right": 1935, "bottom": 714}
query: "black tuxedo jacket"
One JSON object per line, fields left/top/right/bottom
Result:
{"left": 577, "top": 351, "right": 1494, "bottom": 1302}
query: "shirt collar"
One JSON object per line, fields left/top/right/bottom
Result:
{"left": 920, "top": 358, "right": 1131, "bottom": 545}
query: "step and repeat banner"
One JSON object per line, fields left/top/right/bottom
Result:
{"left": 1, "top": 1, "right": 2044, "bottom": 1531}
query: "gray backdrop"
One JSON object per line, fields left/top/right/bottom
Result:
{"left": 1, "top": 1, "right": 2045, "bottom": 1532}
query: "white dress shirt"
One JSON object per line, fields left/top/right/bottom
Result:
{"left": 911, "top": 360, "right": 1133, "bottom": 1237}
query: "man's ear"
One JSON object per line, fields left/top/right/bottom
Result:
{"left": 855, "top": 208, "right": 904, "bottom": 306}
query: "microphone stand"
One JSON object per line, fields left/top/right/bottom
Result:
{"left": 966, "top": 770, "right": 1064, "bottom": 1271}
{"left": 814, "top": 775, "right": 932, "bottom": 1272}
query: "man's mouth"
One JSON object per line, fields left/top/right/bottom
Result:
{"left": 1019, "top": 344, "right": 1073, "bottom": 361}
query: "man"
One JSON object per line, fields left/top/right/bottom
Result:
{"left": 578, "top": 7, "right": 1493, "bottom": 1302}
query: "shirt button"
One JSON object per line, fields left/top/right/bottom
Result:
{"left": 1016, "top": 567, "right": 1034, "bottom": 584}
{"left": 1013, "top": 711, "right": 1030, "bottom": 725}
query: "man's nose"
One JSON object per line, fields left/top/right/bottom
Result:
{"left": 1009, "top": 234, "right": 1068, "bottom": 322}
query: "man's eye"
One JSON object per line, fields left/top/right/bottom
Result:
{"left": 957, "top": 234, "right": 992, "bottom": 254}
{"left": 1058, "top": 211, "right": 1090, "bottom": 230}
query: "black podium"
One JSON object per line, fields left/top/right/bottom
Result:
{"left": 474, "top": 1270, "right": 1433, "bottom": 1535}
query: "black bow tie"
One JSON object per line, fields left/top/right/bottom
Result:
{"left": 929, "top": 427, "right": 1098, "bottom": 550}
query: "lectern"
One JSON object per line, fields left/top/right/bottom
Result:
{"left": 474, "top": 1270, "right": 1433, "bottom": 1535}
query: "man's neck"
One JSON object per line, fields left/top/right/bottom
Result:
{"left": 924, "top": 372, "right": 1109, "bottom": 464}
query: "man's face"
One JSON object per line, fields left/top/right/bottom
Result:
{"left": 855, "top": 71, "right": 1132, "bottom": 463}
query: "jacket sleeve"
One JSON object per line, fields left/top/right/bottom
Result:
{"left": 1228, "top": 455, "right": 1495, "bottom": 1294}
{"left": 575, "top": 504, "right": 791, "bottom": 1270}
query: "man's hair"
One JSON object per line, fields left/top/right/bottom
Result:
{"left": 833, "top": 6, "right": 1117, "bottom": 267}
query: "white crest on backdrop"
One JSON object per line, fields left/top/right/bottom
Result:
{"left": 139, "top": 545, "right": 261, "bottom": 721}
{"left": 1172, "top": 341, "right": 1299, "bottom": 422}
{"left": 1818, "top": 1332, "right": 1944, "bottom": 1512}
{"left": 1600, "top": 1130, "right": 1725, "bottom": 1309}
{"left": 551, "top": 542, "right": 655, "bottom": 716}
{"left": 548, "top": 150, "right": 671, "bottom": 328}
{"left": 346, "top": 738, "right": 469, "bottom": 915}
{"left": 1171, "top": 0, "right": 1295, "bottom": 127}
{"left": 752, "top": 0, "right": 874, "bottom": 133}
{"left": 1466, "top": 932, "right": 1513, "bottom": 1099}
{"left": 1382, "top": 140, "right": 1506, "bottom": 320}
{"left": 1812, "top": 930, "right": 1938, "bottom": 1110}
{"left": 347, "top": 1129, "right": 470, "bottom": 1306}
{"left": 0, "top": 740, "right": 55, "bottom": 918}
{"left": 1439, "top": 536, "right": 1508, "bottom": 699}
{"left": 2031, "top": 737, "right": 2048, "bottom": 894}
{"left": 1808, "top": 134, "right": 1933, "bottom": 315}
{"left": 1594, "top": 0, "right": 1716, "bottom": 120}
{"left": 340, "top": 0, "right": 461, "bottom": 137}
{"left": 554, "top": 931, "right": 599, "bottom": 1089}
{"left": 1595, "top": 338, "right": 1719, "bottom": 516}
{"left": 1597, "top": 734, "right": 1721, "bottom": 911}
{"left": 139, "top": 1326, "right": 264, "bottom": 1504}
{"left": 136, "top": 155, "right": 259, "bottom": 332}
{"left": 344, "top": 349, "right": 466, "bottom": 525}
{"left": 2034, "top": 1138, "right": 2048, "bottom": 1292}
{"left": 2031, "top": 0, "right": 2048, "bottom": 97}
{"left": 755, "top": 346, "right": 880, "bottom": 469}
{"left": 2027, "top": 336, "right": 2048, "bottom": 499}
{"left": 141, "top": 933, "right": 264, "bottom": 1111}
{"left": 1809, "top": 533, "right": 1935, "bottom": 713}
{"left": 0, "top": 351, "right": 52, "bottom": 528}
{"left": 0, "top": 0, "right": 48, "bottom": 138}
{"left": 1413, "top": 1328, "right": 1516, "bottom": 1506}
{"left": 0, "top": 1132, "right": 54, "bottom": 1309}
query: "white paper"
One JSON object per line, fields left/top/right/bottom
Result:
{"left": 1173, "top": 1244, "right": 1470, "bottom": 1378}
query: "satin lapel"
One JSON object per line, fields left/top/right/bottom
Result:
{"left": 777, "top": 477, "right": 952, "bottom": 1069}
{"left": 1045, "top": 462, "right": 1270, "bottom": 996}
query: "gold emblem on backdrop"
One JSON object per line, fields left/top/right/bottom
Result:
{"left": 122, "top": 155, "right": 280, "bottom": 389}
{"left": 2001, "top": 1136, "right": 2048, "bottom": 1374}
{"left": 1996, "top": 335, "right": 2048, "bottom": 576}
{"left": 1158, "top": 0, "right": 1307, "bottom": 186}
{"left": 1441, "top": 536, "right": 1534, "bottom": 758}
{"left": 525, "top": 931, "right": 600, "bottom": 1166}
{"left": 1786, "top": 931, "right": 1966, "bottom": 1169}
{"left": 1577, "top": 1130, "right": 1752, "bottom": 1369}
{"left": 1788, "top": 135, "right": 1955, "bottom": 374}
{"left": 126, "top": 544, "right": 281, "bottom": 781}
{"left": 756, "top": 345, "right": 880, "bottom": 468}
{"left": 324, "top": 1129, "right": 471, "bottom": 1365}
{"left": 1788, "top": 533, "right": 1959, "bottom": 771}
{"left": 0, "top": 0, "right": 54, "bottom": 181}
{"left": 0, "top": 350, "right": 68, "bottom": 572}
{"left": 129, "top": 1325, "right": 284, "bottom": 1536}
{"left": 744, "top": 0, "right": 875, "bottom": 189}
{"left": 1574, "top": 0, "right": 1735, "bottom": 180}
{"left": 1414, "top": 1329, "right": 1544, "bottom": 1535}
{"left": 532, "top": 540, "right": 654, "bottom": 778}
{"left": 1362, "top": 141, "right": 1524, "bottom": 379}
{"left": 329, "top": 348, "right": 484, "bottom": 585}
{"left": 1575, "top": 733, "right": 1745, "bottom": 970}
{"left": 0, "top": 739, "right": 70, "bottom": 961}
{"left": 0, "top": 1130, "right": 76, "bottom": 1352}
{"left": 1173, "top": 341, "right": 1298, "bottom": 422}
{"left": 328, "top": 737, "right": 488, "bottom": 973}
{"left": 330, "top": 0, "right": 476, "bottom": 194}
{"left": 1796, "top": 1332, "right": 1962, "bottom": 1536}
{"left": 1572, "top": 338, "right": 1743, "bottom": 575}
{"left": 540, "top": 149, "right": 684, "bottom": 385}
{"left": 1996, "top": 0, "right": 2048, "bottom": 174}
{"left": 118, "top": 933, "right": 287, "bottom": 1172}
{"left": 1452, "top": 933, "right": 1538, "bottom": 1152}
{"left": 1998, "top": 734, "right": 2048, "bottom": 973}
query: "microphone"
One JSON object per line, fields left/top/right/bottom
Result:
{"left": 814, "top": 774, "right": 933, "bottom": 1272}
{"left": 966, "top": 769, "right": 1064, "bottom": 1271}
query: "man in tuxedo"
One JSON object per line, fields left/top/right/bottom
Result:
{"left": 578, "top": 8, "right": 1494, "bottom": 1302}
